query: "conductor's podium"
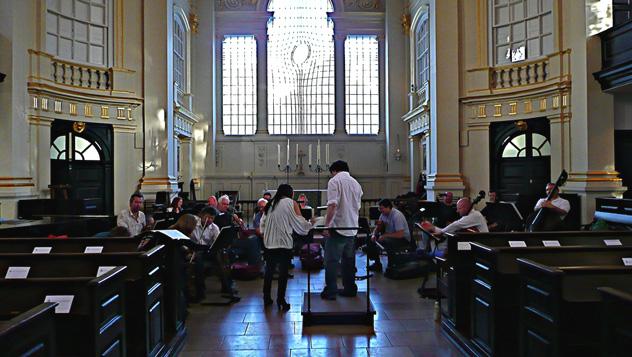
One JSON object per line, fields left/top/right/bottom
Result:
{"left": 301, "top": 226, "right": 376, "bottom": 328}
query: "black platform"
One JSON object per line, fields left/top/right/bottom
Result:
{"left": 301, "top": 292, "right": 376, "bottom": 327}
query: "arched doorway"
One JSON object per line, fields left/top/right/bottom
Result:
{"left": 50, "top": 120, "right": 113, "bottom": 214}
{"left": 490, "top": 118, "right": 551, "bottom": 198}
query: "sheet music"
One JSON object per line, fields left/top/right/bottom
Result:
{"left": 622, "top": 258, "right": 632, "bottom": 266}
{"left": 509, "top": 241, "right": 527, "bottom": 248}
{"left": 457, "top": 242, "right": 472, "bottom": 251}
{"left": 32, "top": 247, "right": 52, "bottom": 254}
{"left": 44, "top": 295, "right": 74, "bottom": 314}
{"left": 542, "top": 240, "right": 561, "bottom": 247}
{"left": 5, "top": 266, "right": 30, "bottom": 279}
{"left": 152, "top": 229, "right": 190, "bottom": 240}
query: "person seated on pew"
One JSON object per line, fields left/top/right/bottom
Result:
{"left": 533, "top": 182, "right": 570, "bottom": 220}
{"left": 117, "top": 192, "right": 146, "bottom": 236}
{"left": 481, "top": 190, "right": 501, "bottom": 231}
{"left": 367, "top": 199, "right": 411, "bottom": 272}
{"left": 216, "top": 194, "right": 262, "bottom": 266}
{"left": 191, "top": 207, "right": 221, "bottom": 301}
{"left": 167, "top": 196, "right": 183, "bottom": 214}
{"left": 419, "top": 197, "right": 488, "bottom": 258}
{"left": 263, "top": 191, "right": 272, "bottom": 201}
{"left": 297, "top": 194, "right": 312, "bottom": 210}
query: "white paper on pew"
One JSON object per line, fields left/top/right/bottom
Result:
{"left": 542, "top": 240, "right": 561, "bottom": 247}
{"left": 604, "top": 239, "right": 622, "bottom": 246}
{"left": 96, "top": 266, "right": 117, "bottom": 277}
{"left": 32, "top": 247, "right": 52, "bottom": 254}
{"left": 44, "top": 295, "right": 74, "bottom": 314}
{"left": 509, "top": 241, "right": 527, "bottom": 248}
{"left": 457, "top": 242, "right": 472, "bottom": 251}
{"left": 5, "top": 266, "right": 30, "bottom": 279}
{"left": 622, "top": 258, "right": 632, "bottom": 266}
{"left": 84, "top": 246, "right": 103, "bottom": 254}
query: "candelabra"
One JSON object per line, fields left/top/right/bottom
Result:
{"left": 308, "top": 162, "right": 330, "bottom": 207}
{"left": 278, "top": 163, "right": 298, "bottom": 184}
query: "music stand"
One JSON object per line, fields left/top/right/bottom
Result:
{"left": 301, "top": 208, "right": 313, "bottom": 220}
{"left": 200, "top": 226, "right": 241, "bottom": 305}
{"left": 486, "top": 202, "right": 524, "bottom": 231}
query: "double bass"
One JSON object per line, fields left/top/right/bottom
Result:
{"left": 526, "top": 170, "right": 568, "bottom": 232}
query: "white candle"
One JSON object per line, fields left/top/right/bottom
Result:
{"left": 277, "top": 144, "right": 281, "bottom": 166}
{"left": 286, "top": 139, "right": 290, "bottom": 166}
{"left": 308, "top": 144, "right": 312, "bottom": 165}
{"left": 296, "top": 144, "right": 299, "bottom": 165}
{"left": 326, "top": 144, "right": 329, "bottom": 164}
{"left": 317, "top": 139, "right": 321, "bottom": 165}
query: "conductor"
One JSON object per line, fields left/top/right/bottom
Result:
{"left": 321, "top": 160, "right": 363, "bottom": 300}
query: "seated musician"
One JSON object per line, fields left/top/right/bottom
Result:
{"left": 191, "top": 207, "right": 222, "bottom": 301}
{"left": 116, "top": 192, "right": 146, "bottom": 236}
{"left": 253, "top": 198, "right": 268, "bottom": 237}
{"left": 368, "top": 199, "right": 411, "bottom": 272}
{"left": 216, "top": 195, "right": 262, "bottom": 266}
{"left": 480, "top": 190, "right": 501, "bottom": 231}
{"left": 534, "top": 183, "right": 570, "bottom": 220}
{"left": 297, "top": 194, "right": 312, "bottom": 210}
{"left": 420, "top": 197, "right": 488, "bottom": 258}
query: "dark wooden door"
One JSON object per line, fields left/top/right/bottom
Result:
{"left": 50, "top": 120, "right": 113, "bottom": 214}
{"left": 490, "top": 118, "right": 551, "bottom": 198}
{"left": 615, "top": 130, "right": 632, "bottom": 198}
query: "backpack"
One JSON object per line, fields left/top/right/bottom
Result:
{"left": 300, "top": 243, "right": 324, "bottom": 270}
{"left": 384, "top": 253, "right": 431, "bottom": 280}
{"left": 230, "top": 261, "right": 262, "bottom": 280}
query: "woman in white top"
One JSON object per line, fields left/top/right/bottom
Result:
{"left": 260, "top": 184, "right": 313, "bottom": 311}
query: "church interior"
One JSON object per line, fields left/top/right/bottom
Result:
{"left": 1, "top": 0, "right": 632, "bottom": 356}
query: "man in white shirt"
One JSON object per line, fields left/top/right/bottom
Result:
{"left": 421, "top": 197, "right": 488, "bottom": 258}
{"left": 191, "top": 206, "right": 221, "bottom": 301}
{"left": 322, "top": 160, "right": 363, "bottom": 300}
{"left": 116, "top": 192, "right": 146, "bottom": 237}
{"left": 534, "top": 183, "right": 570, "bottom": 219}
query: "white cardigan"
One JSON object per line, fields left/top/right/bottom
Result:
{"left": 260, "top": 197, "right": 312, "bottom": 249}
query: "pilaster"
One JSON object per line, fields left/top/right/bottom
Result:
{"left": 426, "top": 0, "right": 465, "bottom": 199}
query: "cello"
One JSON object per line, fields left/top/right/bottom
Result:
{"left": 525, "top": 170, "right": 568, "bottom": 232}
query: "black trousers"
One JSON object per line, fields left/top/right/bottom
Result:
{"left": 263, "top": 248, "right": 292, "bottom": 301}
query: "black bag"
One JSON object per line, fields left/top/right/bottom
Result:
{"left": 384, "top": 253, "right": 430, "bottom": 280}
{"left": 300, "top": 243, "right": 324, "bottom": 270}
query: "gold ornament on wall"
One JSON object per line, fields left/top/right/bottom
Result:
{"left": 189, "top": 12, "right": 199, "bottom": 34}
{"left": 73, "top": 121, "right": 86, "bottom": 134}
{"left": 515, "top": 120, "right": 528, "bottom": 132}
{"left": 401, "top": 12, "right": 411, "bottom": 35}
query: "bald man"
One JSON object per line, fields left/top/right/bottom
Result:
{"left": 420, "top": 197, "right": 488, "bottom": 258}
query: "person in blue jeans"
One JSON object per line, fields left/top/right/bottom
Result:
{"left": 321, "top": 160, "right": 363, "bottom": 300}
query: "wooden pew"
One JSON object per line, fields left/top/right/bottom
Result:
{"left": 0, "top": 266, "right": 127, "bottom": 356}
{"left": 470, "top": 244, "right": 632, "bottom": 357}
{"left": 0, "top": 232, "right": 191, "bottom": 355}
{"left": 0, "top": 246, "right": 165, "bottom": 357}
{"left": 0, "top": 303, "right": 57, "bottom": 357}
{"left": 597, "top": 287, "right": 632, "bottom": 357}
{"left": 517, "top": 255, "right": 632, "bottom": 356}
{"left": 438, "top": 231, "right": 632, "bottom": 344}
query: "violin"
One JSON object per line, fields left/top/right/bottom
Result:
{"left": 526, "top": 170, "right": 568, "bottom": 232}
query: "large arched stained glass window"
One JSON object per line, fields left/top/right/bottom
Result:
{"left": 267, "top": 0, "right": 335, "bottom": 135}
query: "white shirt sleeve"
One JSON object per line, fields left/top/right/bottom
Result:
{"left": 534, "top": 198, "right": 546, "bottom": 211}
{"left": 326, "top": 178, "right": 340, "bottom": 206}
{"left": 555, "top": 198, "right": 570, "bottom": 213}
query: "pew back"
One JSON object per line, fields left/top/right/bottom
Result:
{"left": 0, "top": 303, "right": 57, "bottom": 357}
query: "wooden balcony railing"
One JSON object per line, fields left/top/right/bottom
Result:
{"left": 51, "top": 58, "right": 112, "bottom": 90}
{"left": 490, "top": 58, "right": 549, "bottom": 89}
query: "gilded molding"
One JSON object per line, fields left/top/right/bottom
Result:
{"left": 41, "top": 98, "right": 49, "bottom": 111}
{"left": 85, "top": 104, "right": 93, "bottom": 117}
{"left": 493, "top": 104, "right": 502, "bottom": 117}
{"left": 524, "top": 100, "right": 532, "bottom": 113}
{"left": 116, "top": 107, "right": 126, "bottom": 120}
{"left": 508, "top": 102, "right": 517, "bottom": 115}
{"left": 69, "top": 103, "right": 77, "bottom": 116}
{"left": 552, "top": 95, "right": 560, "bottom": 109}
{"left": 101, "top": 106, "right": 109, "bottom": 119}
{"left": 477, "top": 105, "right": 486, "bottom": 118}
{"left": 539, "top": 98, "right": 547, "bottom": 111}
{"left": 32, "top": 97, "right": 39, "bottom": 109}
{"left": 562, "top": 93, "right": 568, "bottom": 107}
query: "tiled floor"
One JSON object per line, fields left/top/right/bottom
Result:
{"left": 179, "top": 254, "right": 462, "bottom": 357}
